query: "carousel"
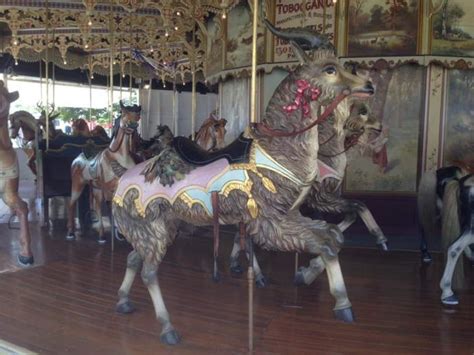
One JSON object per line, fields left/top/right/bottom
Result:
{"left": 0, "top": 0, "right": 473, "bottom": 353}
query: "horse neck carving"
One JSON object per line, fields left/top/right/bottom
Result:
{"left": 0, "top": 84, "right": 18, "bottom": 153}
{"left": 257, "top": 55, "right": 370, "bottom": 184}
{"left": 109, "top": 104, "right": 141, "bottom": 160}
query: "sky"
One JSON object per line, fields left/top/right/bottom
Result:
{"left": 4, "top": 75, "right": 137, "bottom": 112}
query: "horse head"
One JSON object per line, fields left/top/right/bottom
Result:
{"left": 119, "top": 100, "right": 141, "bottom": 134}
{"left": 90, "top": 125, "right": 109, "bottom": 140}
{"left": 8, "top": 111, "right": 38, "bottom": 141}
{"left": 343, "top": 103, "right": 382, "bottom": 151}
{"left": 195, "top": 114, "right": 228, "bottom": 151}
{"left": 72, "top": 118, "right": 91, "bottom": 136}
{"left": 0, "top": 80, "right": 19, "bottom": 125}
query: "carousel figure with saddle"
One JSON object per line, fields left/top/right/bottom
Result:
{"left": 111, "top": 18, "right": 375, "bottom": 345}
{"left": 0, "top": 80, "right": 34, "bottom": 266}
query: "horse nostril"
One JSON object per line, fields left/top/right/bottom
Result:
{"left": 364, "top": 81, "right": 375, "bottom": 94}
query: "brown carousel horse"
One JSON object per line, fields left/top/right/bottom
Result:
{"left": 0, "top": 80, "right": 34, "bottom": 266}
{"left": 8, "top": 111, "right": 38, "bottom": 175}
{"left": 112, "top": 27, "right": 374, "bottom": 344}
{"left": 194, "top": 113, "right": 227, "bottom": 151}
{"left": 66, "top": 101, "right": 141, "bottom": 244}
{"left": 72, "top": 118, "right": 91, "bottom": 137}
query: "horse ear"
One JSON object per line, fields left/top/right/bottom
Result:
{"left": 8, "top": 91, "right": 19, "bottom": 103}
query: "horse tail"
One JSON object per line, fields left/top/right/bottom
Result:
{"left": 417, "top": 170, "right": 438, "bottom": 246}
{"left": 441, "top": 180, "right": 465, "bottom": 289}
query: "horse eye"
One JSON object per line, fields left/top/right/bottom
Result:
{"left": 323, "top": 66, "right": 337, "bottom": 75}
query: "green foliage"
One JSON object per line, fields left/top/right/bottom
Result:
{"left": 433, "top": 3, "right": 467, "bottom": 38}
{"left": 56, "top": 103, "right": 120, "bottom": 124}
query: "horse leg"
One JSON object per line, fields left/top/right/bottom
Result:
{"left": 420, "top": 228, "right": 432, "bottom": 263}
{"left": 337, "top": 200, "right": 388, "bottom": 250}
{"left": 116, "top": 250, "right": 142, "bottom": 314}
{"left": 92, "top": 188, "right": 106, "bottom": 244}
{"left": 440, "top": 230, "right": 474, "bottom": 305}
{"left": 141, "top": 261, "right": 180, "bottom": 345}
{"left": 229, "top": 228, "right": 267, "bottom": 288}
{"left": 3, "top": 186, "right": 33, "bottom": 265}
{"left": 294, "top": 256, "right": 325, "bottom": 286}
{"left": 66, "top": 172, "right": 86, "bottom": 240}
{"left": 322, "top": 253, "right": 354, "bottom": 322}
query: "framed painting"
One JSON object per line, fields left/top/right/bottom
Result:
{"left": 272, "top": 0, "right": 336, "bottom": 62}
{"left": 206, "top": 15, "right": 224, "bottom": 77}
{"left": 431, "top": 0, "right": 474, "bottom": 56}
{"left": 443, "top": 69, "right": 474, "bottom": 164}
{"left": 225, "top": 1, "right": 265, "bottom": 69}
{"left": 344, "top": 64, "right": 425, "bottom": 193}
{"left": 346, "top": 0, "right": 421, "bottom": 56}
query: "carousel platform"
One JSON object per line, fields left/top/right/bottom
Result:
{"left": 0, "top": 222, "right": 472, "bottom": 354}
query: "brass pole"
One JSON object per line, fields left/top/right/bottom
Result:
{"left": 249, "top": 0, "right": 258, "bottom": 351}
{"left": 109, "top": 12, "right": 114, "bottom": 129}
{"left": 191, "top": 69, "right": 196, "bottom": 140}
{"left": 45, "top": 0, "right": 50, "bottom": 150}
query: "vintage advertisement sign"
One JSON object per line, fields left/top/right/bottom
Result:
{"left": 273, "top": 0, "right": 336, "bottom": 62}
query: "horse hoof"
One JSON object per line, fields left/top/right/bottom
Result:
{"left": 66, "top": 233, "right": 75, "bottom": 241}
{"left": 230, "top": 265, "right": 243, "bottom": 275}
{"left": 421, "top": 251, "right": 432, "bottom": 264}
{"left": 334, "top": 307, "right": 355, "bottom": 323}
{"left": 17, "top": 254, "right": 34, "bottom": 267}
{"left": 379, "top": 242, "right": 389, "bottom": 251}
{"left": 294, "top": 270, "right": 306, "bottom": 286}
{"left": 255, "top": 274, "right": 267, "bottom": 288}
{"left": 442, "top": 295, "right": 459, "bottom": 306}
{"left": 116, "top": 301, "right": 135, "bottom": 314}
{"left": 98, "top": 238, "right": 106, "bottom": 245}
{"left": 115, "top": 233, "right": 126, "bottom": 242}
{"left": 212, "top": 272, "right": 220, "bottom": 283}
{"left": 160, "top": 329, "right": 181, "bottom": 345}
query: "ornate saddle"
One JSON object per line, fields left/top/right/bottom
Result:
{"left": 173, "top": 133, "right": 253, "bottom": 166}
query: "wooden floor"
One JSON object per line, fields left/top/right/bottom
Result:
{"left": 0, "top": 222, "right": 473, "bottom": 354}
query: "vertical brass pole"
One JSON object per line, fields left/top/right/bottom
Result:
{"left": 249, "top": 0, "right": 258, "bottom": 351}
{"left": 45, "top": 0, "right": 50, "bottom": 150}
{"left": 191, "top": 69, "right": 196, "bottom": 140}
{"left": 109, "top": 12, "right": 114, "bottom": 128}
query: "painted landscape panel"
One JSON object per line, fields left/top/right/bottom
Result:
{"left": 345, "top": 65, "right": 424, "bottom": 192}
{"left": 443, "top": 69, "right": 474, "bottom": 164}
{"left": 206, "top": 15, "right": 224, "bottom": 77}
{"left": 431, "top": 0, "right": 474, "bottom": 56}
{"left": 225, "top": 2, "right": 265, "bottom": 69}
{"left": 347, "top": 0, "right": 420, "bottom": 56}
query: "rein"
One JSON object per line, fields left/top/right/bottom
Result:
{"left": 252, "top": 90, "right": 350, "bottom": 138}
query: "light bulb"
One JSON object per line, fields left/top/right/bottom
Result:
{"left": 85, "top": 43, "right": 89, "bottom": 49}
{"left": 143, "top": 84, "right": 150, "bottom": 89}
{"left": 64, "top": 60, "right": 67, "bottom": 65}
{"left": 13, "top": 39, "right": 18, "bottom": 45}
{"left": 15, "top": 60, "right": 18, "bottom": 65}
{"left": 122, "top": 74, "right": 126, "bottom": 78}
{"left": 222, "top": 12, "right": 226, "bottom": 19}
{"left": 176, "top": 11, "right": 181, "bottom": 16}
{"left": 150, "top": 47, "right": 154, "bottom": 52}
{"left": 174, "top": 26, "right": 178, "bottom": 31}
{"left": 165, "top": 31, "right": 169, "bottom": 37}
{"left": 88, "top": 19, "right": 92, "bottom": 26}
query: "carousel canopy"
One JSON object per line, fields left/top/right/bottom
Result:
{"left": 0, "top": 0, "right": 240, "bottom": 83}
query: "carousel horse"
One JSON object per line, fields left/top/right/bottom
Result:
{"left": 66, "top": 101, "right": 141, "bottom": 244}
{"left": 0, "top": 80, "right": 34, "bottom": 266}
{"left": 9, "top": 111, "right": 38, "bottom": 175}
{"left": 90, "top": 125, "right": 109, "bottom": 140}
{"left": 37, "top": 103, "right": 62, "bottom": 139}
{"left": 228, "top": 102, "right": 387, "bottom": 287}
{"left": 417, "top": 141, "right": 474, "bottom": 305}
{"left": 194, "top": 113, "right": 227, "bottom": 151}
{"left": 112, "top": 26, "right": 374, "bottom": 344}
{"left": 72, "top": 118, "right": 91, "bottom": 137}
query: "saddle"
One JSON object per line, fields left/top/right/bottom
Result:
{"left": 173, "top": 133, "right": 253, "bottom": 166}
